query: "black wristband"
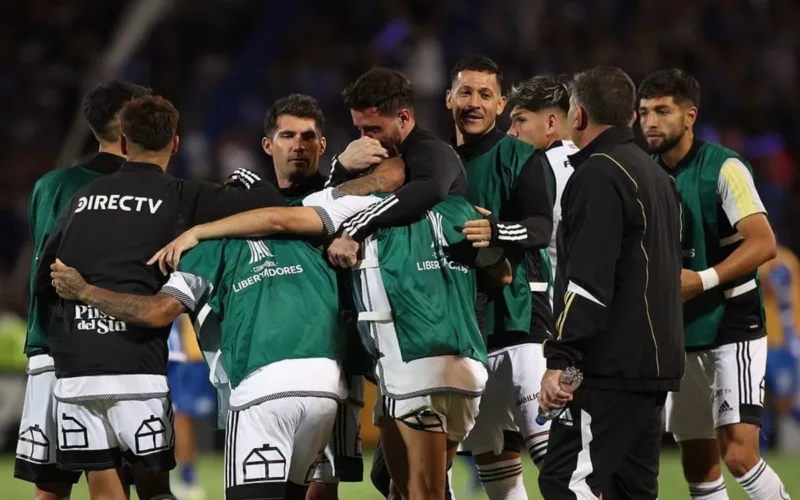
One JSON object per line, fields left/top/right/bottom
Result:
{"left": 487, "top": 214, "right": 501, "bottom": 245}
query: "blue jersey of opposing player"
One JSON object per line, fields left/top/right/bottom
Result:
{"left": 167, "top": 315, "right": 216, "bottom": 418}
{"left": 761, "top": 246, "right": 800, "bottom": 401}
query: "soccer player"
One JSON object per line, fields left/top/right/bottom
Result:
{"left": 14, "top": 81, "right": 150, "bottom": 500}
{"left": 639, "top": 68, "right": 789, "bottom": 500}
{"left": 324, "top": 67, "right": 486, "bottom": 500}
{"left": 34, "top": 95, "right": 291, "bottom": 500}
{"left": 166, "top": 315, "right": 213, "bottom": 500}
{"left": 51, "top": 231, "right": 347, "bottom": 500}
{"left": 506, "top": 74, "right": 580, "bottom": 296}
{"left": 54, "top": 170, "right": 500, "bottom": 500}
{"left": 445, "top": 55, "right": 555, "bottom": 500}
{"left": 760, "top": 244, "right": 800, "bottom": 445}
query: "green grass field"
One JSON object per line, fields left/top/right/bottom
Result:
{"left": 2, "top": 451, "right": 797, "bottom": 499}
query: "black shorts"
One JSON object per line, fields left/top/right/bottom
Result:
{"left": 539, "top": 387, "right": 665, "bottom": 500}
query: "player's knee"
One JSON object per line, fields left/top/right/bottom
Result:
{"left": 131, "top": 470, "right": 172, "bottom": 499}
{"left": 34, "top": 483, "right": 72, "bottom": 500}
{"left": 721, "top": 442, "right": 759, "bottom": 477}
{"left": 306, "top": 482, "right": 338, "bottom": 500}
{"left": 407, "top": 479, "right": 445, "bottom": 500}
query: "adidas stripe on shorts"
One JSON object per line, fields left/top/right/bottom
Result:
{"left": 666, "top": 337, "right": 767, "bottom": 441}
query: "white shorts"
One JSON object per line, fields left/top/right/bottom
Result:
{"left": 15, "top": 355, "right": 81, "bottom": 484}
{"left": 224, "top": 397, "right": 337, "bottom": 500}
{"left": 667, "top": 337, "right": 767, "bottom": 442}
{"left": 460, "top": 344, "right": 550, "bottom": 464}
{"left": 373, "top": 388, "right": 481, "bottom": 444}
{"left": 313, "top": 376, "right": 364, "bottom": 484}
{"left": 56, "top": 396, "right": 175, "bottom": 472}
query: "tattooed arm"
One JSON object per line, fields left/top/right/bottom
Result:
{"left": 333, "top": 156, "right": 406, "bottom": 196}
{"left": 50, "top": 259, "right": 185, "bottom": 328}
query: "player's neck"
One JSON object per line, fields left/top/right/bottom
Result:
{"left": 276, "top": 172, "right": 301, "bottom": 190}
{"left": 456, "top": 125, "right": 495, "bottom": 147}
{"left": 659, "top": 130, "right": 695, "bottom": 169}
{"left": 399, "top": 117, "right": 417, "bottom": 144}
{"left": 126, "top": 153, "right": 170, "bottom": 171}
{"left": 577, "top": 124, "right": 613, "bottom": 149}
{"left": 276, "top": 174, "right": 293, "bottom": 189}
{"left": 276, "top": 166, "right": 317, "bottom": 190}
{"left": 97, "top": 141, "right": 125, "bottom": 158}
{"left": 552, "top": 123, "right": 571, "bottom": 146}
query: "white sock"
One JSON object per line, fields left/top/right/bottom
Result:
{"left": 688, "top": 477, "right": 729, "bottom": 500}
{"left": 477, "top": 458, "right": 528, "bottom": 500}
{"left": 526, "top": 433, "right": 548, "bottom": 469}
{"left": 736, "top": 459, "right": 791, "bottom": 500}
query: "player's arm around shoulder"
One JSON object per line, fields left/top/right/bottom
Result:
{"left": 49, "top": 259, "right": 185, "bottom": 329}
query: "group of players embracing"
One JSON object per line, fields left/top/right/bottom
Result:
{"left": 15, "top": 52, "right": 789, "bottom": 500}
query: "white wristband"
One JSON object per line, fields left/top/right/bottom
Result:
{"left": 697, "top": 268, "right": 720, "bottom": 291}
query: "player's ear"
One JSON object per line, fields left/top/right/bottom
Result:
{"left": 319, "top": 135, "right": 327, "bottom": 156}
{"left": 445, "top": 89, "right": 453, "bottom": 110}
{"left": 685, "top": 106, "right": 698, "bottom": 129}
{"left": 120, "top": 136, "right": 128, "bottom": 156}
{"left": 496, "top": 95, "right": 507, "bottom": 115}
{"left": 171, "top": 136, "right": 179, "bottom": 156}
{"left": 576, "top": 106, "right": 588, "bottom": 131}
{"left": 398, "top": 109, "right": 411, "bottom": 127}
{"left": 547, "top": 113, "right": 557, "bottom": 135}
{"left": 262, "top": 136, "right": 273, "bottom": 157}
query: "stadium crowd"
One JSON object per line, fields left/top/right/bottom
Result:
{"left": 2, "top": 1, "right": 800, "bottom": 500}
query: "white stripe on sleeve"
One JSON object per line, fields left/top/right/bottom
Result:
{"left": 567, "top": 280, "right": 605, "bottom": 307}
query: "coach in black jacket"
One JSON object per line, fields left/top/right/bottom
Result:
{"left": 538, "top": 67, "right": 683, "bottom": 499}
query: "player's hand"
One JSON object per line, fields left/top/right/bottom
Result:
{"left": 50, "top": 259, "right": 89, "bottom": 301}
{"left": 539, "top": 368, "right": 573, "bottom": 412}
{"left": 148, "top": 229, "right": 200, "bottom": 275}
{"left": 681, "top": 268, "right": 703, "bottom": 301}
{"left": 337, "top": 137, "right": 389, "bottom": 172}
{"left": 463, "top": 206, "right": 493, "bottom": 248}
{"left": 327, "top": 233, "right": 359, "bottom": 268}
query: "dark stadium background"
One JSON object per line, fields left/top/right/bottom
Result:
{"left": 0, "top": 0, "right": 797, "bottom": 498}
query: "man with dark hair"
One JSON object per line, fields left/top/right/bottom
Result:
{"left": 444, "top": 55, "right": 555, "bottom": 500}
{"left": 325, "top": 67, "right": 489, "bottom": 500}
{"left": 14, "top": 80, "right": 150, "bottom": 500}
{"left": 262, "top": 93, "right": 328, "bottom": 196}
{"left": 33, "top": 94, "right": 289, "bottom": 500}
{"left": 537, "top": 66, "right": 684, "bottom": 499}
{"left": 507, "top": 74, "right": 579, "bottom": 305}
{"left": 640, "top": 69, "right": 788, "bottom": 500}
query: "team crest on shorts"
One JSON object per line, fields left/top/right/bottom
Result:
{"left": 17, "top": 425, "right": 50, "bottom": 463}
{"left": 135, "top": 415, "right": 169, "bottom": 454}
{"left": 243, "top": 445, "right": 287, "bottom": 483}
{"left": 60, "top": 415, "right": 89, "bottom": 449}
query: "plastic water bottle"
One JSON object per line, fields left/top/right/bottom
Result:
{"left": 535, "top": 366, "right": 584, "bottom": 425}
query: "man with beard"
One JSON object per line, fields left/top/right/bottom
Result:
{"left": 442, "top": 55, "right": 556, "bottom": 500}
{"left": 324, "top": 67, "right": 490, "bottom": 500}
{"left": 507, "top": 74, "right": 579, "bottom": 300}
{"left": 639, "top": 69, "right": 788, "bottom": 500}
